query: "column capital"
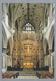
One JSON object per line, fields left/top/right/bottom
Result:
{"left": 49, "top": 49, "right": 52, "bottom": 53}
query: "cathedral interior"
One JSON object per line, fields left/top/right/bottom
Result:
{"left": 2, "top": 3, "right": 55, "bottom": 79}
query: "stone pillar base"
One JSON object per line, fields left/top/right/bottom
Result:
{"left": 49, "top": 67, "right": 53, "bottom": 74}
{"left": 2, "top": 68, "right": 7, "bottom": 73}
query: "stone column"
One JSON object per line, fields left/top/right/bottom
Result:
{"left": 49, "top": 49, "right": 53, "bottom": 73}
{"left": 39, "top": 39, "right": 44, "bottom": 68}
{"left": 49, "top": 49, "right": 52, "bottom": 67}
{"left": 18, "top": 27, "right": 22, "bottom": 68}
{"left": 2, "top": 53, "right": 7, "bottom": 73}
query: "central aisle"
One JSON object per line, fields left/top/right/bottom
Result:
{"left": 19, "top": 68, "right": 36, "bottom": 76}
{"left": 17, "top": 68, "right": 39, "bottom": 79}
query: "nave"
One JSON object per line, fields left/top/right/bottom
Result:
{"left": 2, "top": 3, "right": 55, "bottom": 79}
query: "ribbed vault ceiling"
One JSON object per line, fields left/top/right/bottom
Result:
{"left": 8, "top": 3, "right": 49, "bottom": 32}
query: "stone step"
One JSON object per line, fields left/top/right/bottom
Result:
{"left": 17, "top": 76, "right": 38, "bottom": 79}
